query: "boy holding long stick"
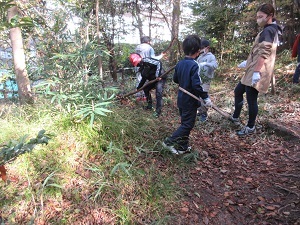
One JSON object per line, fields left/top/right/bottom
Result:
{"left": 163, "top": 35, "right": 212, "bottom": 155}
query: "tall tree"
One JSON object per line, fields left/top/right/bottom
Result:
{"left": 95, "top": 0, "right": 103, "bottom": 81}
{"left": 170, "top": 0, "right": 181, "bottom": 66}
{"left": 7, "top": 4, "right": 33, "bottom": 104}
{"left": 131, "top": 1, "right": 144, "bottom": 37}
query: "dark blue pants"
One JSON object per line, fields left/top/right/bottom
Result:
{"left": 169, "top": 107, "right": 197, "bottom": 150}
{"left": 233, "top": 82, "right": 259, "bottom": 128}
{"left": 293, "top": 63, "right": 300, "bottom": 83}
{"left": 143, "top": 78, "right": 166, "bottom": 114}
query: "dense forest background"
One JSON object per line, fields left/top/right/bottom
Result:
{"left": 0, "top": 0, "right": 299, "bottom": 104}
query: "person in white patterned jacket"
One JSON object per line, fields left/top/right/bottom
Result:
{"left": 196, "top": 39, "right": 218, "bottom": 122}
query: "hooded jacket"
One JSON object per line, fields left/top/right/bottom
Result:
{"left": 241, "top": 23, "right": 282, "bottom": 93}
{"left": 197, "top": 52, "right": 218, "bottom": 79}
{"left": 196, "top": 52, "right": 218, "bottom": 92}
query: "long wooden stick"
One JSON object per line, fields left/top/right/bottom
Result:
{"left": 121, "top": 65, "right": 176, "bottom": 98}
{"left": 178, "top": 87, "right": 231, "bottom": 119}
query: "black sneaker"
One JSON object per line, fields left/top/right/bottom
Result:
{"left": 162, "top": 138, "right": 191, "bottom": 155}
{"left": 143, "top": 105, "right": 153, "bottom": 110}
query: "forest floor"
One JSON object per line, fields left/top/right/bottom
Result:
{"left": 1, "top": 66, "right": 299, "bottom": 225}
{"left": 150, "top": 69, "right": 300, "bottom": 225}
{"left": 158, "top": 104, "right": 299, "bottom": 225}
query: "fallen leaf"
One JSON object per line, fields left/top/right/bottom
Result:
{"left": 265, "top": 205, "right": 276, "bottom": 210}
{"left": 193, "top": 201, "right": 199, "bottom": 209}
{"left": 181, "top": 207, "right": 189, "bottom": 213}
{"left": 257, "top": 196, "right": 265, "bottom": 201}
{"left": 227, "top": 180, "right": 233, "bottom": 186}
{"left": 210, "top": 211, "right": 218, "bottom": 217}
{"left": 0, "top": 165, "right": 7, "bottom": 182}
{"left": 220, "top": 169, "right": 228, "bottom": 173}
{"left": 203, "top": 216, "right": 209, "bottom": 225}
{"left": 245, "top": 177, "right": 253, "bottom": 183}
{"left": 224, "top": 192, "right": 230, "bottom": 197}
{"left": 227, "top": 200, "right": 235, "bottom": 205}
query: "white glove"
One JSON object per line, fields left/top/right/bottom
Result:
{"left": 199, "top": 62, "right": 207, "bottom": 67}
{"left": 238, "top": 60, "right": 247, "bottom": 68}
{"left": 203, "top": 98, "right": 212, "bottom": 107}
{"left": 252, "top": 72, "right": 261, "bottom": 86}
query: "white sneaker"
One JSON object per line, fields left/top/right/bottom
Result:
{"left": 162, "top": 141, "right": 190, "bottom": 155}
{"left": 236, "top": 126, "right": 255, "bottom": 136}
{"left": 228, "top": 116, "right": 241, "bottom": 126}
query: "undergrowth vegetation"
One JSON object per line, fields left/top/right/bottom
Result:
{"left": 0, "top": 52, "right": 299, "bottom": 224}
{"left": 0, "top": 96, "right": 190, "bottom": 224}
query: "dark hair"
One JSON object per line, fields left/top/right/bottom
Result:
{"left": 141, "top": 36, "right": 151, "bottom": 43}
{"left": 201, "top": 39, "right": 210, "bottom": 48}
{"left": 256, "top": 3, "right": 275, "bottom": 17}
{"left": 182, "top": 35, "right": 201, "bottom": 56}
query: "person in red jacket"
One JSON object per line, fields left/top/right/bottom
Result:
{"left": 292, "top": 33, "right": 300, "bottom": 84}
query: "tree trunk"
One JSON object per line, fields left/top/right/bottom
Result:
{"left": 7, "top": 6, "right": 33, "bottom": 104}
{"left": 108, "top": 42, "right": 118, "bottom": 82}
{"left": 95, "top": 0, "right": 103, "bottom": 81}
{"left": 169, "top": 0, "right": 181, "bottom": 65}
{"left": 149, "top": 1, "right": 153, "bottom": 38}
{"left": 134, "top": 2, "right": 144, "bottom": 37}
{"left": 82, "top": 23, "right": 90, "bottom": 85}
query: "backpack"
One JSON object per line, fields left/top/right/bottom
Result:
{"left": 129, "top": 53, "right": 162, "bottom": 80}
{"left": 129, "top": 53, "right": 142, "bottom": 67}
{"left": 140, "top": 58, "right": 162, "bottom": 80}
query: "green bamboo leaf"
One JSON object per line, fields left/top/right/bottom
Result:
{"left": 89, "top": 113, "right": 95, "bottom": 127}
{"left": 82, "top": 112, "right": 91, "bottom": 119}
{"left": 96, "top": 108, "right": 112, "bottom": 113}
{"left": 37, "top": 130, "right": 46, "bottom": 137}
{"left": 93, "top": 109, "right": 107, "bottom": 116}
{"left": 75, "top": 108, "right": 91, "bottom": 116}
{"left": 110, "top": 162, "right": 131, "bottom": 177}
{"left": 46, "top": 183, "right": 63, "bottom": 189}
{"left": 94, "top": 102, "right": 112, "bottom": 107}
{"left": 42, "top": 171, "right": 57, "bottom": 188}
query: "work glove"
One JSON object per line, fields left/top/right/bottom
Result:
{"left": 199, "top": 62, "right": 207, "bottom": 67}
{"left": 238, "top": 60, "right": 247, "bottom": 68}
{"left": 251, "top": 72, "right": 261, "bottom": 86}
{"left": 203, "top": 98, "right": 213, "bottom": 108}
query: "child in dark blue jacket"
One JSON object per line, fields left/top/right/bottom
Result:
{"left": 163, "top": 35, "right": 212, "bottom": 155}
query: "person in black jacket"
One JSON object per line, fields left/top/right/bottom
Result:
{"left": 162, "top": 35, "right": 212, "bottom": 155}
{"left": 136, "top": 57, "right": 166, "bottom": 118}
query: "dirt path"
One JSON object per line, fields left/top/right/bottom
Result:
{"left": 159, "top": 103, "right": 300, "bottom": 225}
{"left": 154, "top": 69, "right": 300, "bottom": 224}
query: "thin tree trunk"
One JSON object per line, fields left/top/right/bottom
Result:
{"left": 169, "top": 0, "right": 181, "bottom": 65}
{"left": 95, "top": 0, "right": 103, "bottom": 81}
{"left": 149, "top": 1, "right": 153, "bottom": 38}
{"left": 271, "top": 0, "right": 276, "bottom": 94}
{"left": 83, "top": 23, "right": 90, "bottom": 85}
{"left": 7, "top": 5, "right": 33, "bottom": 104}
{"left": 134, "top": 2, "right": 143, "bottom": 37}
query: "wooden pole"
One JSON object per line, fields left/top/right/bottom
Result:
{"left": 121, "top": 65, "right": 175, "bottom": 98}
{"left": 178, "top": 87, "right": 231, "bottom": 119}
